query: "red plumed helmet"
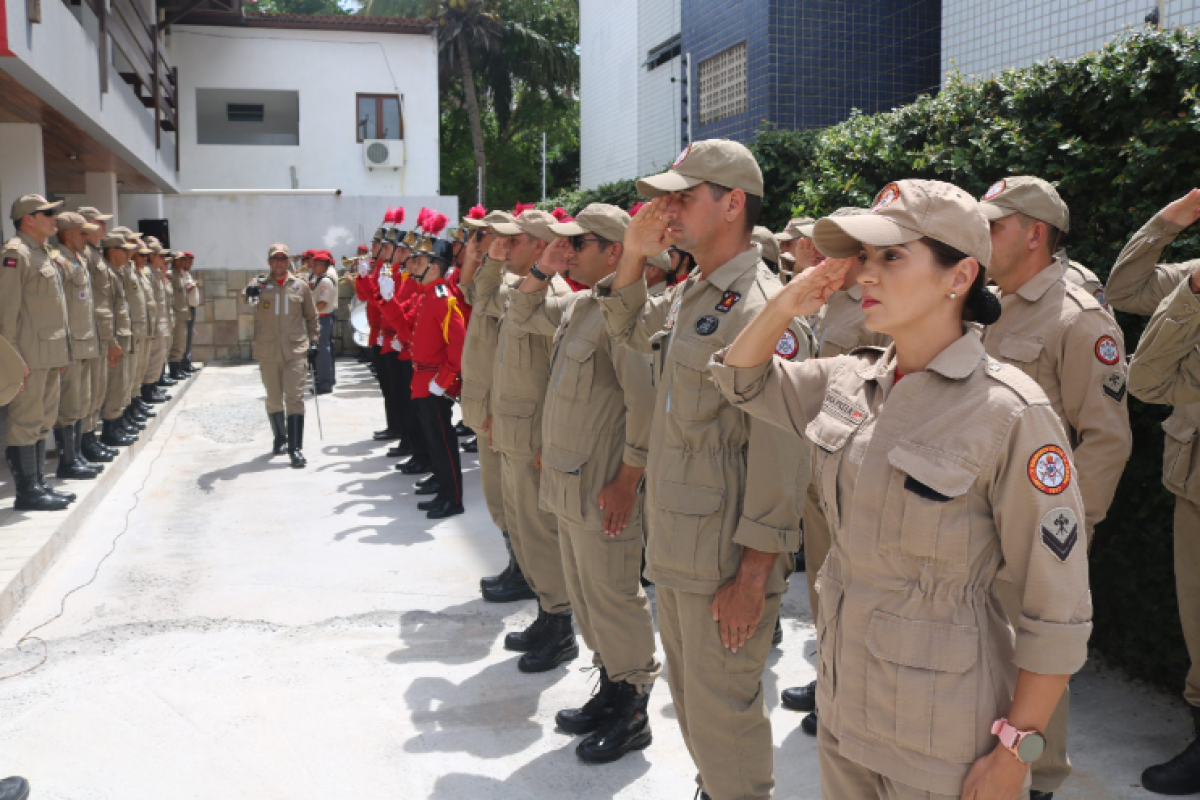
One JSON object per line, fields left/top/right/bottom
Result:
{"left": 628, "top": 202, "right": 646, "bottom": 217}
{"left": 416, "top": 207, "right": 431, "bottom": 230}
{"left": 383, "top": 206, "right": 395, "bottom": 224}
{"left": 466, "top": 204, "right": 486, "bottom": 220}
{"left": 426, "top": 212, "right": 449, "bottom": 238}
{"left": 392, "top": 207, "right": 406, "bottom": 225}
{"left": 550, "top": 206, "right": 568, "bottom": 222}
{"left": 512, "top": 201, "right": 535, "bottom": 216}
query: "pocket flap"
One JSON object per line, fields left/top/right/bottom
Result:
{"left": 806, "top": 413, "right": 854, "bottom": 452}
{"left": 823, "top": 328, "right": 859, "bottom": 350}
{"left": 997, "top": 334, "right": 1044, "bottom": 363}
{"left": 495, "top": 395, "right": 537, "bottom": 418}
{"left": 543, "top": 443, "right": 589, "bottom": 474}
{"left": 657, "top": 480, "right": 723, "bottom": 516}
{"left": 564, "top": 337, "right": 597, "bottom": 362}
{"left": 38, "top": 328, "right": 66, "bottom": 341}
{"left": 866, "top": 611, "right": 978, "bottom": 673}
{"left": 460, "top": 381, "right": 488, "bottom": 402}
{"left": 670, "top": 335, "right": 717, "bottom": 371}
{"left": 1163, "top": 413, "right": 1197, "bottom": 444}
{"left": 888, "top": 443, "right": 979, "bottom": 499}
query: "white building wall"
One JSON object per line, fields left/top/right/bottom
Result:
{"left": 580, "top": 0, "right": 640, "bottom": 189}
{"left": 170, "top": 25, "right": 441, "bottom": 197}
{"left": 942, "top": 0, "right": 1200, "bottom": 81}
{"left": 637, "top": 0, "right": 682, "bottom": 176}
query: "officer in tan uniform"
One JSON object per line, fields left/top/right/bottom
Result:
{"left": 167, "top": 249, "right": 192, "bottom": 381}
{"left": 153, "top": 246, "right": 177, "bottom": 388}
{"left": 52, "top": 212, "right": 103, "bottom": 480}
{"left": 98, "top": 234, "right": 138, "bottom": 448}
{"left": 309, "top": 250, "right": 338, "bottom": 394}
{"left": 775, "top": 217, "right": 821, "bottom": 272}
{"left": 136, "top": 240, "right": 167, "bottom": 404}
{"left": 469, "top": 209, "right": 578, "bottom": 671}
{"left": 245, "top": 244, "right": 319, "bottom": 468}
{"left": 1108, "top": 188, "right": 1200, "bottom": 796}
{"left": 713, "top": 178, "right": 1093, "bottom": 800}
{"left": 751, "top": 226, "right": 782, "bottom": 274}
{"left": 979, "top": 176, "right": 1132, "bottom": 799}
{"left": 1, "top": 194, "right": 74, "bottom": 511}
{"left": 506, "top": 203, "right": 662, "bottom": 763}
{"left": 121, "top": 239, "right": 157, "bottom": 426}
{"left": 178, "top": 252, "right": 201, "bottom": 373}
{"left": 459, "top": 210, "right": 534, "bottom": 603}
{"left": 76, "top": 207, "right": 121, "bottom": 464}
{"left": 596, "top": 140, "right": 811, "bottom": 800}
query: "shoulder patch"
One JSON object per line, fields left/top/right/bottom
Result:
{"left": 984, "top": 358, "right": 1046, "bottom": 406}
{"left": 1041, "top": 506, "right": 1080, "bottom": 561}
{"left": 775, "top": 329, "right": 799, "bottom": 359}
{"left": 1029, "top": 444, "right": 1072, "bottom": 495}
{"left": 1095, "top": 335, "right": 1121, "bottom": 365}
{"left": 2, "top": 256, "right": 17, "bottom": 269}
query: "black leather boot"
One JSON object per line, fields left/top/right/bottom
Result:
{"left": 801, "top": 709, "right": 818, "bottom": 736}
{"left": 504, "top": 608, "right": 549, "bottom": 652}
{"left": 397, "top": 456, "right": 431, "bottom": 475}
{"left": 425, "top": 499, "right": 465, "bottom": 519}
{"left": 454, "top": 422, "right": 471, "bottom": 437}
{"left": 142, "top": 384, "right": 167, "bottom": 404}
{"left": 102, "top": 419, "right": 135, "bottom": 447}
{"left": 287, "top": 414, "right": 306, "bottom": 468}
{"left": 576, "top": 682, "right": 652, "bottom": 763}
{"left": 157, "top": 366, "right": 177, "bottom": 387}
{"left": 773, "top": 616, "right": 783, "bottom": 646}
{"left": 1143, "top": 706, "right": 1200, "bottom": 795}
{"left": 72, "top": 421, "right": 104, "bottom": 472}
{"left": 169, "top": 362, "right": 187, "bottom": 380}
{"left": 6, "top": 446, "right": 69, "bottom": 511}
{"left": 55, "top": 426, "right": 99, "bottom": 480}
{"left": 83, "top": 419, "right": 118, "bottom": 458}
{"left": 133, "top": 397, "right": 156, "bottom": 417}
{"left": 781, "top": 680, "right": 816, "bottom": 712}
{"left": 386, "top": 443, "right": 414, "bottom": 458}
{"left": 122, "top": 408, "right": 145, "bottom": 433}
{"left": 481, "top": 532, "right": 516, "bottom": 590}
{"left": 415, "top": 478, "right": 442, "bottom": 496}
{"left": 0, "top": 775, "right": 30, "bottom": 800}
{"left": 481, "top": 555, "right": 536, "bottom": 603}
{"left": 80, "top": 429, "right": 114, "bottom": 463}
{"left": 35, "top": 440, "right": 75, "bottom": 502}
{"left": 517, "top": 611, "right": 578, "bottom": 673}
{"left": 460, "top": 436, "right": 478, "bottom": 453}
{"left": 269, "top": 412, "right": 287, "bottom": 455}
{"left": 556, "top": 666, "right": 619, "bottom": 734}
{"left": 373, "top": 428, "right": 399, "bottom": 441}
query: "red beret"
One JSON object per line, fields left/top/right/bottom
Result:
{"left": 313, "top": 250, "right": 334, "bottom": 263}
{"left": 357, "top": 245, "right": 369, "bottom": 253}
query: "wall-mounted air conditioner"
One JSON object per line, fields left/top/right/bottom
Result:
{"left": 363, "top": 139, "right": 406, "bottom": 170}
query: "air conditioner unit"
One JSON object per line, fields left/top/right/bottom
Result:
{"left": 363, "top": 139, "right": 405, "bottom": 170}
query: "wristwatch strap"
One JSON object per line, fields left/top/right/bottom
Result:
{"left": 530, "top": 263, "right": 550, "bottom": 282}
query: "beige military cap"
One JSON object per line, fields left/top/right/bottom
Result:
{"left": 268, "top": 243, "right": 290, "bottom": 258}
{"left": 110, "top": 226, "right": 133, "bottom": 236}
{"left": 979, "top": 176, "right": 1071, "bottom": 233}
{"left": 647, "top": 251, "right": 671, "bottom": 271}
{"left": 462, "top": 210, "right": 501, "bottom": 230}
{"left": 490, "top": 209, "right": 557, "bottom": 242}
{"left": 637, "top": 139, "right": 764, "bottom": 198}
{"left": 548, "top": 203, "right": 630, "bottom": 242}
{"left": 0, "top": 335, "right": 27, "bottom": 406}
{"left": 814, "top": 179, "right": 992, "bottom": 267}
{"left": 77, "top": 206, "right": 113, "bottom": 222}
{"left": 10, "top": 194, "right": 62, "bottom": 220}
{"left": 776, "top": 217, "right": 817, "bottom": 242}
{"left": 752, "top": 226, "right": 781, "bottom": 263}
{"left": 100, "top": 234, "right": 137, "bottom": 251}
{"left": 56, "top": 212, "right": 99, "bottom": 233}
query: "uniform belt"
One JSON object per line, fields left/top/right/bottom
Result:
{"left": 413, "top": 364, "right": 439, "bottom": 372}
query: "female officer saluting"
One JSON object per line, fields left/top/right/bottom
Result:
{"left": 709, "top": 179, "right": 1092, "bottom": 800}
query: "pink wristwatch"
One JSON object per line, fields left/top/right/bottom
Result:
{"left": 991, "top": 718, "right": 1047, "bottom": 764}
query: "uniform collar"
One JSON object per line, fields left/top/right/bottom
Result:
{"left": 855, "top": 328, "right": 985, "bottom": 383}
{"left": 845, "top": 283, "right": 863, "bottom": 301}
{"left": 1012, "top": 259, "right": 1065, "bottom": 302}
{"left": 15, "top": 230, "right": 46, "bottom": 251}
{"left": 702, "top": 248, "right": 761, "bottom": 292}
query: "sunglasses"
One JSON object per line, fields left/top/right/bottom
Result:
{"left": 570, "top": 236, "right": 608, "bottom": 252}
{"left": 473, "top": 229, "right": 487, "bottom": 242}
{"left": 37, "top": 209, "right": 58, "bottom": 218}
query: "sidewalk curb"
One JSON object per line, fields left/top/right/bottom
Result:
{"left": 0, "top": 374, "right": 200, "bottom": 633}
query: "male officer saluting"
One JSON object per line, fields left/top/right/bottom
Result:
{"left": 245, "top": 244, "right": 319, "bottom": 467}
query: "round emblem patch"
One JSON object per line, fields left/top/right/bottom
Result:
{"left": 871, "top": 183, "right": 901, "bottom": 213}
{"left": 1028, "top": 445, "right": 1071, "bottom": 495}
{"left": 982, "top": 180, "right": 1007, "bottom": 201}
{"left": 1095, "top": 335, "right": 1120, "bottom": 365}
{"left": 671, "top": 145, "right": 692, "bottom": 169}
{"left": 776, "top": 329, "right": 799, "bottom": 359}
{"left": 695, "top": 315, "right": 719, "bottom": 336}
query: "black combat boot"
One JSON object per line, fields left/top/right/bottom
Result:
{"left": 482, "top": 554, "right": 536, "bottom": 603}
{"left": 454, "top": 422, "right": 471, "bottom": 437}
{"left": 425, "top": 499, "right": 465, "bottom": 519}
{"left": 1142, "top": 706, "right": 1200, "bottom": 795}
{"left": 122, "top": 407, "right": 145, "bottom": 432}
{"left": 481, "top": 532, "right": 516, "bottom": 590}
{"left": 72, "top": 421, "right": 105, "bottom": 472}
{"left": 517, "top": 611, "right": 578, "bottom": 673}
{"left": 80, "top": 429, "right": 113, "bottom": 464}
{"left": 35, "top": 440, "right": 75, "bottom": 502}
{"left": 1029, "top": 792, "right": 1054, "bottom": 800}
{"left": 0, "top": 775, "right": 30, "bottom": 800}
{"left": 142, "top": 383, "right": 167, "bottom": 404}
{"left": 169, "top": 362, "right": 187, "bottom": 381}
{"left": 373, "top": 428, "right": 399, "bottom": 441}
{"left": 386, "top": 442, "right": 414, "bottom": 458}
{"left": 556, "top": 666, "right": 619, "bottom": 734}
{"left": 6, "top": 446, "right": 69, "bottom": 511}
{"left": 576, "top": 682, "right": 652, "bottom": 763}
{"left": 773, "top": 616, "right": 783, "bottom": 646}
{"left": 396, "top": 456, "right": 431, "bottom": 475}
{"left": 102, "top": 419, "right": 136, "bottom": 447}
{"left": 133, "top": 397, "right": 156, "bottom": 417}
{"left": 157, "top": 366, "right": 177, "bottom": 387}
{"left": 287, "top": 414, "right": 306, "bottom": 468}
{"left": 504, "top": 608, "right": 549, "bottom": 652}
{"left": 55, "top": 426, "right": 99, "bottom": 480}
{"left": 415, "top": 478, "right": 442, "bottom": 496}
{"left": 269, "top": 412, "right": 287, "bottom": 455}
{"left": 801, "top": 709, "right": 818, "bottom": 736}
{"left": 781, "top": 680, "right": 816, "bottom": 712}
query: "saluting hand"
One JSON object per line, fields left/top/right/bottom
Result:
{"left": 1162, "top": 188, "right": 1200, "bottom": 229}
{"left": 775, "top": 257, "right": 856, "bottom": 318}
{"left": 623, "top": 197, "right": 674, "bottom": 259}
{"left": 793, "top": 238, "right": 824, "bottom": 270}
{"left": 540, "top": 238, "right": 572, "bottom": 275}
{"left": 487, "top": 234, "right": 508, "bottom": 262}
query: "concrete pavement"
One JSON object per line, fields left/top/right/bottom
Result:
{"left": 0, "top": 361, "right": 1192, "bottom": 799}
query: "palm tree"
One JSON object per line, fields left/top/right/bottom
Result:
{"left": 359, "top": 0, "right": 578, "bottom": 205}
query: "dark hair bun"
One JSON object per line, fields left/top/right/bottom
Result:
{"left": 965, "top": 286, "right": 1002, "bottom": 325}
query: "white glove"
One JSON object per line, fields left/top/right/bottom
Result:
{"left": 392, "top": 336, "right": 402, "bottom": 352}
{"left": 357, "top": 260, "right": 369, "bottom": 277}
{"left": 376, "top": 333, "right": 384, "bottom": 347}
{"left": 379, "top": 275, "right": 395, "bottom": 300}
{"left": 428, "top": 378, "right": 445, "bottom": 397}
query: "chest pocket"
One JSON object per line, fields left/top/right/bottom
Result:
{"left": 997, "top": 334, "right": 1044, "bottom": 382}
{"left": 668, "top": 335, "right": 721, "bottom": 421}
{"left": 36, "top": 263, "right": 60, "bottom": 297}
{"left": 883, "top": 443, "right": 979, "bottom": 569}
{"left": 501, "top": 327, "right": 533, "bottom": 369}
{"left": 821, "top": 327, "right": 860, "bottom": 357}
{"left": 805, "top": 410, "right": 858, "bottom": 533}
{"left": 553, "top": 337, "right": 597, "bottom": 402}
{"left": 1163, "top": 413, "right": 1200, "bottom": 501}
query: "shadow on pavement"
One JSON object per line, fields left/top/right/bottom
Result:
{"left": 429, "top": 742, "right": 652, "bottom": 798}
{"left": 196, "top": 452, "right": 290, "bottom": 493}
{"left": 387, "top": 599, "right": 522, "bottom": 666}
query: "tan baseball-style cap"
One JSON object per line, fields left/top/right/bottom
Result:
{"left": 813, "top": 179, "right": 992, "bottom": 267}
{"left": 549, "top": 203, "right": 630, "bottom": 242}
{"left": 795, "top": 207, "right": 867, "bottom": 239}
{"left": 100, "top": 234, "right": 137, "bottom": 251}
{"left": 77, "top": 206, "right": 113, "bottom": 222}
{"left": 636, "top": 139, "right": 764, "bottom": 199}
{"left": 268, "top": 244, "right": 290, "bottom": 258}
{"left": 752, "top": 226, "right": 781, "bottom": 263}
{"left": 462, "top": 211, "right": 497, "bottom": 230}
{"left": 56, "top": 212, "right": 99, "bottom": 233}
{"left": 490, "top": 209, "right": 557, "bottom": 242}
{"left": 110, "top": 226, "right": 133, "bottom": 236}
{"left": 10, "top": 194, "right": 62, "bottom": 221}
{"left": 0, "top": 335, "right": 27, "bottom": 407}
{"left": 979, "top": 176, "right": 1070, "bottom": 233}
{"left": 776, "top": 217, "right": 816, "bottom": 242}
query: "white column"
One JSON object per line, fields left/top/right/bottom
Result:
{"left": 0, "top": 124, "right": 46, "bottom": 239}
{"left": 84, "top": 172, "right": 119, "bottom": 222}
{"left": 117, "top": 194, "right": 165, "bottom": 231}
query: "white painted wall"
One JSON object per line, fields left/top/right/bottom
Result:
{"left": 0, "top": 123, "right": 45, "bottom": 240}
{"left": 580, "top": 0, "right": 640, "bottom": 189}
{"left": 637, "top": 0, "right": 681, "bottom": 177}
{"left": 170, "top": 25, "right": 441, "bottom": 197}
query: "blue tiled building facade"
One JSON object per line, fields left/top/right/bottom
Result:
{"left": 682, "top": 0, "right": 942, "bottom": 144}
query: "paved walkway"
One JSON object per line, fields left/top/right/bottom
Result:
{"left": 0, "top": 361, "right": 1191, "bottom": 799}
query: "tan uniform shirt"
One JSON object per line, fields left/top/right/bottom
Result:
{"left": 87, "top": 245, "right": 117, "bottom": 351}
{"left": 186, "top": 274, "right": 201, "bottom": 308}
{"left": 169, "top": 268, "right": 189, "bottom": 315}
{"left": 811, "top": 284, "right": 892, "bottom": 358}
{"left": 313, "top": 272, "right": 338, "bottom": 315}
{"left": 596, "top": 248, "right": 814, "bottom": 594}
{"left": 460, "top": 259, "right": 521, "bottom": 430}
{"left": 250, "top": 274, "right": 319, "bottom": 363}
{"left": 709, "top": 331, "right": 1093, "bottom": 796}
{"left": 507, "top": 279, "right": 655, "bottom": 529}
{"left": 157, "top": 271, "right": 175, "bottom": 336}
{"left": 982, "top": 257, "right": 1132, "bottom": 533}
{"left": 471, "top": 255, "right": 572, "bottom": 458}
{"left": 139, "top": 266, "right": 159, "bottom": 337}
{"left": 1057, "top": 248, "right": 1110, "bottom": 311}
{"left": 1109, "top": 212, "right": 1200, "bottom": 503}
{"left": 55, "top": 247, "right": 100, "bottom": 362}
{"left": 107, "top": 259, "right": 133, "bottom": 341}
{"left": 0, "top": 232, "right": 71, "bottom": 370}
{"left": 121, "top": 263, "right": 150, "bottom": 342}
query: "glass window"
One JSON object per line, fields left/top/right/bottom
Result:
{"left": 357, "top": 94, "right": 403, "bottom": 141}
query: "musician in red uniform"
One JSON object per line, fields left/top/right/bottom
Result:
{"left": 358, "top": 221, "right": 399, "bottom": 442}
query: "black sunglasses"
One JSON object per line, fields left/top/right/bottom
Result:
{"left": 570, "top": 235, "right": 608, "bottom": 252}
{"left": 37, "top": 209, "right": 58, "bottom": 218}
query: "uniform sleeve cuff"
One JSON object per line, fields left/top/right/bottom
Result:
{"left": 623, "top": 444, "right": 648, "bottom": 469}
{"left": 595, "top": 277, "right": 648, "bottom": 311}
{"left": 708, "top": 348, "right": 773, "bottom": 404}
{"left": 733, "top": 516, "right": 799, "bottom": 554}
{"left": 1012, "top": 616, "right": 1093, "bottom": 675}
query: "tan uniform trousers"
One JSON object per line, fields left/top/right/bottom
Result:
{"left": 130, "top": 336, "right": 151, "bottom": 400}
{"left": 499, "top": 452, "right": 569, "bottom": 614}
{"left": 7, "top": 368, "right": 61, "bottom": 445}
{"left": 85, "top": 352, "right": 107, "bottom": 432}
{"left": 261, "top": 358, "right": 307, "bottom": 416}
{"left": 1175, "top": 498, "right": 1200, "bottom": 708}
{"left": 142, "top": 335, "right": 167, "bottom": 384}
{"left": 559, "top": 517, "right": 660, "bottom": 686}
{"left": 103, "top": 350, "right": 131, "bottom": 421}
{"left": 658, "top": 585, "right": 781, "bottom": 800}
{"left": 474, "top": 431, "right": 507, "bottom": 532}
{"left": 803, "top": 481, "right": 833, "bottom": 621}
{"left": 996, "top": 579, "right": 1071, "bottom": 792}
{"left": 816, "top": 723, "right": 1018, "bottom": 800}
{"left": 169, "top": 315, "right": 188, "bottom": 362}
{"left": 57, "top": 359, "right": 92, "bottom": 426}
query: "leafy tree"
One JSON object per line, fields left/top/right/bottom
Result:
{"left": 254, "top": 0, "right": 353, "bottom": 15}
